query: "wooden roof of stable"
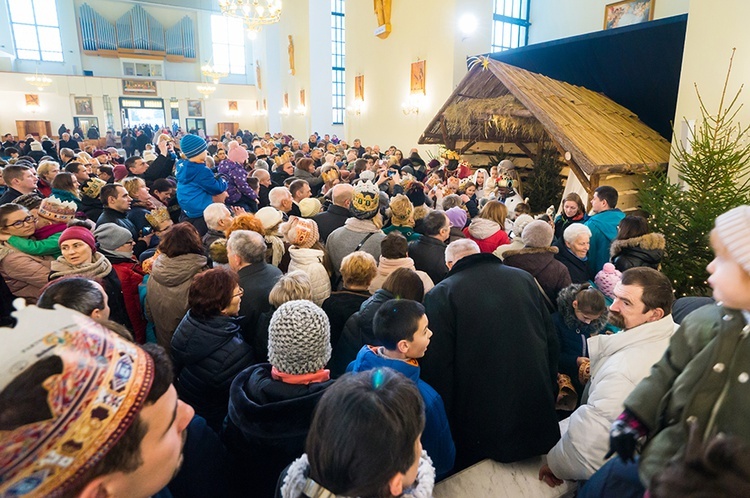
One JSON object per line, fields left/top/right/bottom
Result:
{"left": 419, "top": 59, "right": 671, "bottom": 176}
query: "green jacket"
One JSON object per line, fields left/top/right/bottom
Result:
{"left": 624, "top": 304, "right": 750, "bottom": 485}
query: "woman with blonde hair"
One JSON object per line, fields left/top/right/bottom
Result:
{"left": 121, "top": 176, "right": 155, "bottom": 238}
{"left": 36, "top": 160, "right": 60, "bottom": 197}
{"left": 462, "top": 200, "right": 510, "bottom": 253}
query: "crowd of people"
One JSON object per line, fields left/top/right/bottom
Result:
{"left": 0, "top": 126, "right": 747, "bottom": 498}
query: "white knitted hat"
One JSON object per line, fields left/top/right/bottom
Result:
{"left": 268, "top": 300, "right": 331, "bottom": 375}
{"left": 714, "top": 205, "right": 750, "bottom": 274}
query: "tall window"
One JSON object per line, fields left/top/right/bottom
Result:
{"left": 491, "top": 0, "right": 530, "bottom": 52}
{"left": 211, "top": 15, "right": 245, "bottom": 75}
{"left": 331, "top": 0, "right": 345, "bottom": 125}
{"left": 8, "top": 0, "right": 63, "bottom": 61}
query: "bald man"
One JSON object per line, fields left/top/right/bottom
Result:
{"left": 251, "top": 168, "right": 272, "bottom": 207}
{"left": 313, "top": 183, "right": 354, "bottom": 242}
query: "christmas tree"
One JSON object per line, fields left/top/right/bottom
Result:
{"left": 639, "top": 51, "right": 750, "bottom": 296}
{"left": 525, "top": 141, "right": 564, "bottom": 213}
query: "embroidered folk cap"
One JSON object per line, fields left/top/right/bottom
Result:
{"left": 0, "top": 305, "right": 154, "bottom": 497}
{"left": 350, "top": 180, "right": 380, "bottom": 220}
{"left": 38, "top": 196, "right": 77, "bottom": 223}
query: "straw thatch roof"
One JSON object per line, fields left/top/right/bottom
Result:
{"left": 419, "top": 59, "right": 670, "bottom": 178}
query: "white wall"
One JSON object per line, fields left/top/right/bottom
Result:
{"left": 668, "top": 0, "right": 750, "bottom": 177}
{"left": 528, "top": 0, "right": 690, "bottom": 44}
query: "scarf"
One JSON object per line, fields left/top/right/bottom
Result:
{"left": 344, "top": 215, "right": 383, "bottom": 233}
{"left": 265, "top": 233, "right": 286, "bottom": 267}
{"left": 34, "top": 223, "right": 67, "bottom": 240}
{"left": 271, "top": 367, "right": 330, "bottom": 385}
{"left": 49, "top": 251, "right": 112, "bottom": 280}
{"left": 281, "top": 452, "right": 435, "bottom": 498}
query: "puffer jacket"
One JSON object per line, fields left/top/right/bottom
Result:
{"left": 625, "top": 304, "right": 750, "bottom": 485}
{"left": 223, "top": 363, "right": 334, "bottom": 498}
{"left": 171, "top": 310, "right": 254, "bottom": 431}
{"left": 610, "top": 232, "right": 665, "bottom": 272}
{"left": 287, "top": 247, "right": 331, "bottom": 306}
{"left": 462, "top": 218, "right": 510, "bottom": 253}
{"left": 368, "top": 256, "right": 434, "bottom": 297}
{"left": 547, "top": 315, "right": 675, "bottom": 480}
{"left": 145, "top": 253, "right": 209, "bottom": 352}
{"left": 552, "top": 284, "right": 608, "bottom": 384}
{"left": 175, "top": 158, "right": 227, "bottom": 218}
{"left": 502, "top": 246, "right": 571, "bottom": 305}
{"left": 0, "top": 244, "right": 51, "bottom": 303}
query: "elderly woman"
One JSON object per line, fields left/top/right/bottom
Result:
{"left": 555, "top": 223, "right": 592, "bottom": 283}
{"left": 171, "top": 267, "right": 254, "bottom": 431}
{"left": 36, "top": 160, "right": 60, "bottom": 197}
{"left": 49, "top": 223, "right": 131, "bottom": 328}
{"left": 0, "top": 204, "right": 52, "bottom": 303}
{"left": 554, "top": 192, "right": 589, "bottom": 244}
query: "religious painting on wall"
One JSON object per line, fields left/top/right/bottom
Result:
{"left": 187, "top": 99, "right": 203, "bottom": 117}
{"left": 25, "top": 94, "right": 40, "bottom": 107}
{"left": 122, "top": 79, "right": 158, "bottom": 95}
{"left": 228, "top": 101, "right": 238, "bottom": 112}
{"left": 283, "top": 93, "right": 289, "bottom": 108}
{"left": 299, "top": 90, "right": 305, "bottom": 107}
{"left": 355, "top": 75, "right": 364, "bottom": 101}
{"left": 604, "top": 0, "right": 654, "bottom": 30}
{"left": 410, "top": 60, "right": 426, "bottom": 95}
{"left": 74, "top": 97, "right": 93, "bottom": 115}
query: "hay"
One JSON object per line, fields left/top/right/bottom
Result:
{"left": 442, "top": 96, "right": 546, "bottom": 141}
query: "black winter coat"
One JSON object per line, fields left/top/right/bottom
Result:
{"left": 409, "top": 235, "right": 449, "bottom": 284}
{"left": 171, "top": 311, "right": 255, "bottom": 431}
{"left": 223, "top": 364, "right": 333, "bottom": 498}
{"left": 420, "top": 253, "right": 560, "bottom": 467}
{"left": 609, "top": 232, "right": 665, "bottom": 272}
{"left": 237, "top": 262, "right": 282, "bottom": 347}
{"left": 328, "top": 289, "right": 393, "bottom": 377}
{"left": 322, "top": 289, "right": 371, "bottom": 348}
{"left": 313, "top": 204, "right": 351, "bottom": 243}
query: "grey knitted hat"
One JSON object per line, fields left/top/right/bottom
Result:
{"left": 268, "top": 300, "right": 331, "bottom": 375}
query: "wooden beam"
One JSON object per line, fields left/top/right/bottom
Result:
{"left": 550, "top": 138, "right": 591, "bottom": 194}
{"left": 587, "top": 173, "right": 600, "bottom": 212}
{"left": 514, "top": 142, "right": 536, "bottom": 161}
{"left": 459, "top": 140, "right": 477, "bottom": 154}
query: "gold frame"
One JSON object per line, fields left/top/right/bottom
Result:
{"left": 603, "top": 0, "right": 655, "bottom": 30}
{"left": 354, "top": 75, "right": 364, "bottom": 101}
{"left": 410, "top": 60, "right": 426, "bottom": 95}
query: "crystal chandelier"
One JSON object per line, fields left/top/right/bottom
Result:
{"left": 201, "top": 63, "right": 228, "bottom": 84}
{"left": 218, "top": 0, "right": 283, "bottom": 33}
{"left": 197, "top": 84, "right": 216, "bottom": 98}
{"left": 26, "top": 72, "right": 52, "bottom": 91}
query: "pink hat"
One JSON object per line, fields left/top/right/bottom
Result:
{"left": 227, "top": 140, "right": 249, "bottom": 164}
{"left": 595, "top": 263, "right": 622, "bottom": 300}
{"left": 59, "top": 226, "right": 97, "bottom": 254}
{"left": 113, "top": 164, "right": 128, "bottom": 181}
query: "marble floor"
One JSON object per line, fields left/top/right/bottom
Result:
{"left": 434, "top": 457, "right": 577, "bottom": 498}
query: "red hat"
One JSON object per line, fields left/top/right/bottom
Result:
{"left": 113, "top": 164, "right": 128, "bottom": 181}
{"left": 58, "top": 226, "right": 96, "bottom": 254}
{"left": 92, "top": 150, "right": 109, "bottom": 158}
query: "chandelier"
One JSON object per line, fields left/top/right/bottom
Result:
{"left": 197, "top": 84, "right": 216, "bottom": 98}
{"left": 26, "top": 72, "right": 52, "bottom": 91}
{"left": 218, "top": 0, "right": 283, "bottom": 32}
{"left": 201, "top": 63, "right": 228, "bottom": 84}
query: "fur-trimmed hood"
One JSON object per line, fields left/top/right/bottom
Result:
{"left": 610, "top": 232, "right": 665, "bottom": 257}
{"left": 501, "top": 245, "right": 559, "bottom": 259}
{"left": 556, "top": 283, "right": 609, "bottom": 332}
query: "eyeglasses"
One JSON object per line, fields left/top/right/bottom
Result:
{"left": 233, "top": 288, "right": 245, "bottom": 298}
{"left": 3, "top": 215, "right": 36, "bottom": 229}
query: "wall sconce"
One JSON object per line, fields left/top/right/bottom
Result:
{"left": 279, "top": 107, "right": 290, "bottom": 116}
{"left": 401, "top": 94, "right": 424, "bottom": 115}
{"left": 347, "top": 98, "right": 365, "bottom": 116}
{"left": 294, "top": 105, "right": 306, "bottom": 115}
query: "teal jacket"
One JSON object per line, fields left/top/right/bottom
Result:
{"left": 584, "top": 209, "right": 624, "bottom": 275}
{"left": 625, "top": 304, "right": 750, "bottom": 485}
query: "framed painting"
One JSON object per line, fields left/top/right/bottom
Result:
{"left": 354, "top": 75, "right": 364, "bottom": 101}
{"left": 122, "top": 79, "right": 157, "bottom": 95}
{"left": 604, "top": 0, "right": 655, "bottom": 30}
{"left": 74, "top": 97, "right": 93, "bottom": 115}
{"left": 228, "top": 100, "right": 238, "bottom": 112}
{"left": 25, "top": 94, "right": 40, "bottom": 107}
{"left": 299, "top": 90, "right": 305, "bottom": 107}
{"left": 283, "top": 93, "right": 289, "bottom": 108}
{"left": 410, "top": 60, "right": 426, "bottom": 95}
{"left": 187, "top": 99, "right": 203, "bottom": 117}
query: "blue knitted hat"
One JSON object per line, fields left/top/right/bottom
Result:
{"left": 180, "top": 134, "right": 207, "bottom": 158}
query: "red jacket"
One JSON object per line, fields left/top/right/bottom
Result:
{"left": 111, "top": 259, "right": 148, "bottom": 343}
{"left": 463, "top": 225, "right": 510, "bottom": 253}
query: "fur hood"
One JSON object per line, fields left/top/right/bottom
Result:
{"left": 556, "top": 283, "right": 609, "bottom": 332}
{"left": 610, "top": 232, "right": 665, "bottom": 257}
{"left": 501, "top": 245, "right": 559, "bottom": 259}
